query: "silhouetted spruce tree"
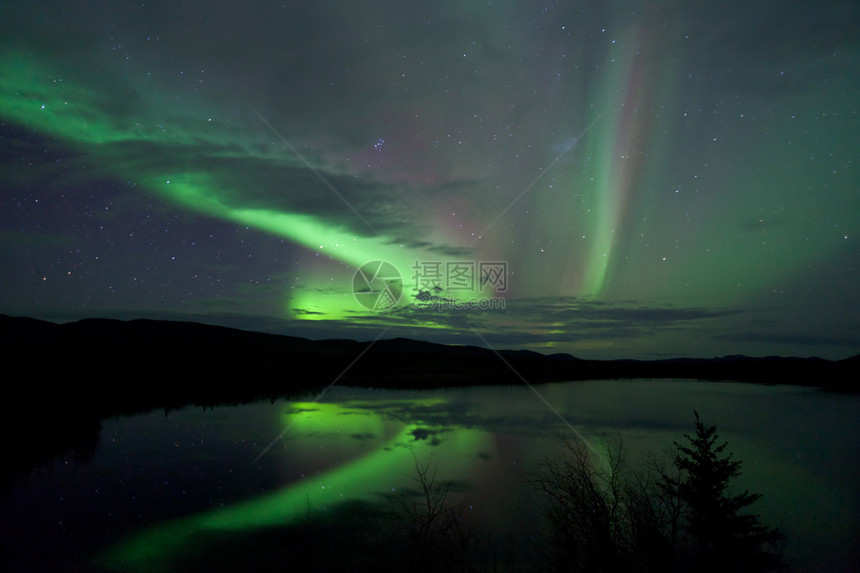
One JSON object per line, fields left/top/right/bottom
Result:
{"left": 662, "top": 411, "right": 785, "bottom": 572}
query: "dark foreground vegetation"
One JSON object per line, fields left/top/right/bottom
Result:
{"left": 0, "top": 314, "right": 819, "bottom": 570}
{"left": 140, "top": 413, "right": 786, "bottom": 573}
{"left": 357, "top": 413, "right": 785, "bottom": 572}
{"left": 531, "top": 413, "right": 785, "bottom": 573}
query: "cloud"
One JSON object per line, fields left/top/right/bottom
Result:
{"left": 270, "top": 295, "right": 749, "bottom": 353}
{"left": 712, "top": 331, "right": 860, "bottom": 349}
{"left": 493, "top": 296, "right": 744, "bottom": 338}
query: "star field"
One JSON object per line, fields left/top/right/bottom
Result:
{"left": 1, "top": 1, "right": 858, "bottom": 359}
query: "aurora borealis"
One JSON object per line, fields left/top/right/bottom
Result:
{"left": 1, "top": 1, "right": 858, "bottom": 359}
{"left": 96, "top": 399, "right": 493, "bottom": 572}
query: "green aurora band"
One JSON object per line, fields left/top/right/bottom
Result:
{"left": 4, "top": 32, "right": 854, "bottom": 347}
{"left": 96, "top": 399, "right": 492, "bottom": 572}
{"left": 0, "top": 50, "right": 465, "bottom": 319}
{"left": 1, "top": 45, "right": 646, "bottom": 312}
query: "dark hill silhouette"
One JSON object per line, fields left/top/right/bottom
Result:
{"left": 2, "top": 314, "right": 857, "bottom": 396}
{"left": 1, "top": 314, "right": 856, "bottom": 491}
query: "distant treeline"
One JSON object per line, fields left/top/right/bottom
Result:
{"left": 1, "top": 315, "right": 856, "bottom": 492}
{"left": 3, "top": 315, "right": 857, "bottom": 395}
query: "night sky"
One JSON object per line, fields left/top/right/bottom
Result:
{"left": 1, "top": 1, "right": 858, "bottom": 360}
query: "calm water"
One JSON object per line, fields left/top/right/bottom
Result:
{"left": 3, "top": 380, "right": 858, "bottom": 572}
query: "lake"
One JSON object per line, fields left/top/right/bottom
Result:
{"left": 3, "top": 379, "right": 858, "bottom": 572}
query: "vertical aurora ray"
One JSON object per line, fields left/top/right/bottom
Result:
{"left": 95, "top": 400, "right": 492, "bottom": 572}
{"left": 577, "top": 24, "right": 660, "bottom": 299}
{"left": 4, "top": 0, "right": 856, "bottom": 360}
